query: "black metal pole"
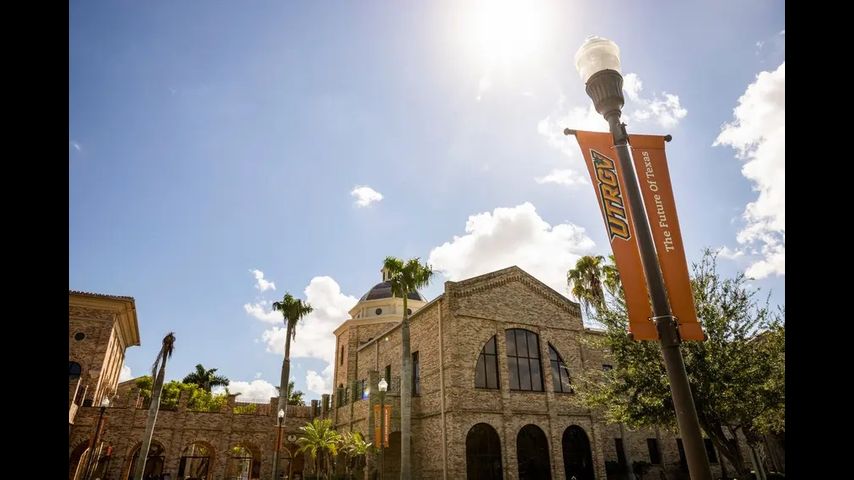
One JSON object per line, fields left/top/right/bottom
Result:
{"left": 273, "top": 416, "right": 283, "bottom": 480}
{"left": 379, "top": 391, "right": 385, "bottom": 480}
{"left": 602, "top": 110, "right": 713, "bottom": 480}
{"left": 83, "top": 406, "right": 106, "bottom": 480}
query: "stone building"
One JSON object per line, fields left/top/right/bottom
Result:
{"left": 331, "top": 266, "right": 774, "bottom": 480}
{"left": 69, "top": 265, "right": 781, "bottom": 480}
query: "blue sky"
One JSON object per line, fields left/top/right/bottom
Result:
{"left": 70, "top": 1, "right": 785, "bottom": 402}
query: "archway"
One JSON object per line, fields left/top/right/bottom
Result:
{"left": 177, "top": 442, "right": 214, "bottom": 480}
{"left": 562, "top": 425, "right": 595, "bottom": 480}
{"left": 516, "top": 424, "right": 551, "bottom": 480}
{"left": 226, "top": 445, "right": 260, "bottom": 480}
{"left": 71, "top": 441, "right": 114, "bottom": 480}
{"left": 124, "top": 442, "right": 166, "bottom": 480}
{"left": 465, "top": 423, "right": 503, "bottom": 480}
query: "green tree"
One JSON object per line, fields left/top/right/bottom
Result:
{"left": 338, "top": 431, "right": 372, "bottom": 479}
{"left": 272, "top": 292, "right": 313, "bottom": 478}
{"left": 296, "top": 418, "right": 341, "bottom": 479}
{"left": 382, "top": 256, "right": 433, "bottom": 480}
{"left": 182, "top": 364, "right": 230, "bottom": 392}
{"left": 287, "top": 379, "right": 306, "bottom": 406}
{"left": 132, "top": 332, "right": 175, "bottom": 480}
{"left": 567, "top": 254, "right": 607, "bottom": 316}
{"left": 576, "top": 251, "right": 784, "bottom": 479}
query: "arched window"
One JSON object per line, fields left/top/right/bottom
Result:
{"left": 226, "top": 445, "right": 259, "bottom": 480}
{"left": 69, "top": 361, "right": 82, "bottom": 381}
{"left": 474, "top": 336, "right": 499, "bottom": 389}
{"left": 562, "top": 425, "right": 595, "bottom": 480}
{"left": 548, "top": 344, "right": 572, "bottom": 393}
{"left": 466, "top": 423, "right": 503, "bottom": 479}
{"left": 126, "top": 442, "right": 165, "bottom": 480}
{"left": 178, "top": 442, "right": 213, "bottom": 480}
{"left": 505, "top": 329, "right": 544, "bottom": 391}
{"left": 517, "top": 424, "right": 552, "bottom": 480}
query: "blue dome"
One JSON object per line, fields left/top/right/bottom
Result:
{"left": 359, "top": 281, "right": 427, "bottom": 302}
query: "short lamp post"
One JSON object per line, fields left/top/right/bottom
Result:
{"left": 571, "top": 35, "right": 712, "bottom": 480}
{"left": 377, "top": 377, "right": 388, "bottom": 480}
{"left": 83, "top": 397, "right": 110, "bottom": 480}
{"left": 273, "top": 408, "right": 285, "bottom": 480}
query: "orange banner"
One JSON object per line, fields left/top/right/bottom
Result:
{"left": 383, "top": 405, "right": 391, "bottom": 447}
{"left": 373, "top": 404, "right": 381, "bottom": 446}
{"left": 629, "top": 135, "right": 704, "bottom": 341}
{"left": 576, "top": 131, "right": 657, "bottom": 340}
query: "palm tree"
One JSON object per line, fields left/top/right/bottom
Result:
{"left": 339, "top": 431, "right": 371, "bottom": 479}
{"left": 383, "top": 256, "right": 433, "bottom": 480}
{"left": 132, "top": 332, "right": 175, "bottom": 480}
{"left": 567, "top": 255, "right": 606, "bottom": 316}
{"left": 272, "top": 292, "right": 313, "bottom": 478}
{"left": 602, "top": 254, "right": 622, "bottom": 296}
{"left": 296, "top": 418, "right": 340, "bottom": 479}
{"left": 182, "top": 364, "right": 230, "bottom": 392}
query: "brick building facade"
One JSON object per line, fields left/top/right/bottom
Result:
{"left": 69, "top": 266, "right": 782, "bottom": 480}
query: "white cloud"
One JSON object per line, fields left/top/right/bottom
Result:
{"left": 714, "top": 62, "right": 785, "bottom": 279}
{"left": 250, "top": 269, "right": 276, "bottom": 292}
{"left": 537, "top": 74, "right": 686, "bottom": 185}
{"left": 254, "top": 372, "right": 262, "bottom": 379}
{"left": 70, "top": 141, "right": 82, "bottom": 152}
{"left": 534, "top": 168, "right": 587, "bottom": 188}
{"left": 428, "top": 202, "right": 596, "bottom": 296}
{"left": 260, "top": 276, "right": 358, "bottom": 367}
{"left": 716, "top": 246, "right": 745, "bottom": 260}
{"left": 119, "top": 365, "right": 133, "bottom": 382}
{"left": 306, "top": 363, "right": 334, "bottom": 395}
{"left": 623, "top": 73, "right": 643, "bottom": 102}
{"left": 218, "top": 379, "right": 278, "bottom": 403}
{"left": 244, "top": 301, "right": 281, "bottom": 324}
{"left": 351, "top": 185, "right": 384, "bottom": 207}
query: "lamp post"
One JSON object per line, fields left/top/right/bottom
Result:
{"left": 83, "top": 397, "right": 110, "bottom": 480}
{"left": 273, "top": 408, "right": 285, "bottom": 480}
{"left": 570, "top": 35, "right": 712, "bottom": 480}
{"left": 377, "top": 377, "right": 388, "bottom": 480}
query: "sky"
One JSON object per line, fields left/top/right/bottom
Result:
{"left": 70, "top": 0, "right": 785, "bottom": 402}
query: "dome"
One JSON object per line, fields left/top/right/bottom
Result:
{"left": 359, "top": 281, "right": 427, "bottom": 302}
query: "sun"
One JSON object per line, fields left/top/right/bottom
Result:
{"left": 463, "top": 0, "right": 553, "bottom": 69}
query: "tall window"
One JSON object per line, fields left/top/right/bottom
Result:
{"left": 505, "top": 329, "right": 544, "bottom": 391}
{"left": 548, "top": 344, "right": 572, "bottom": 393}
{"left": 412, "top": 351, "right": 421, "bottom": 396}
{"left": 704, "top": 439, "right": 719, "bottom": 463}
{"left": 647, "top": 438, "right": 661, "bottom": 464}
{"left": 475, "top": 336, "right": 500, "bottom": 389}
{"left": 69, "top": 361, "right": 82, "bottom": 381}
{"left": 340, "top": 346, "right": 345, "bottom": 365}
{"left": 615, "top": 439, "right": 627, "bottom": 467}
{"left": 384, "top": 365, "right": 391, "bottom": 383}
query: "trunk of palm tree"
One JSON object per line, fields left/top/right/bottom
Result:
{"left": 400, "top": 295, "right": 412, "bottom": 480}
{"left": 274, "top": 323, "right": 293, "bottom": 480}
{"left": 132, "top": 357, "right": 167, "bottom": 480}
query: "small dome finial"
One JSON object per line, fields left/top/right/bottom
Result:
{"left": 381, "top": 265, "right": 391, "bottom": 282}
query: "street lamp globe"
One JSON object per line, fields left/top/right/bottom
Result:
{"left": 574, "top": 35, "right": 625, "bottom": 119}
{"left": 278, "top": 408, "right": 285, "bottom": 419}
{"left": 100, "top": 397, "right": 110, "bottom": 408}
{"left": 574, "top": 35, "right": 621, "bottom": 83}
{"left": 378, "top": 378, "right": 388, "bottom": 392}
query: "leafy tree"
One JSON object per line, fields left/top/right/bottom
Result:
{"left": 382, "top": 256, "right": 433, "bottom": 480}
{"left": 182, "top": 364, "right": 230, "bottom": 392}
{"left": 132, "top": 332, "right": 175, "bottom": 480}
{"left": 287, "top": 379, "right": 306, "bottom": 406}
{"left": 573, "top": 251, "right": 784, "bottom": 479}
{"left": 297, "top": 418, "right": 341, "bottom": 479}
{"left": 338, "top": 431, "right": 372, "bottom": 479}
